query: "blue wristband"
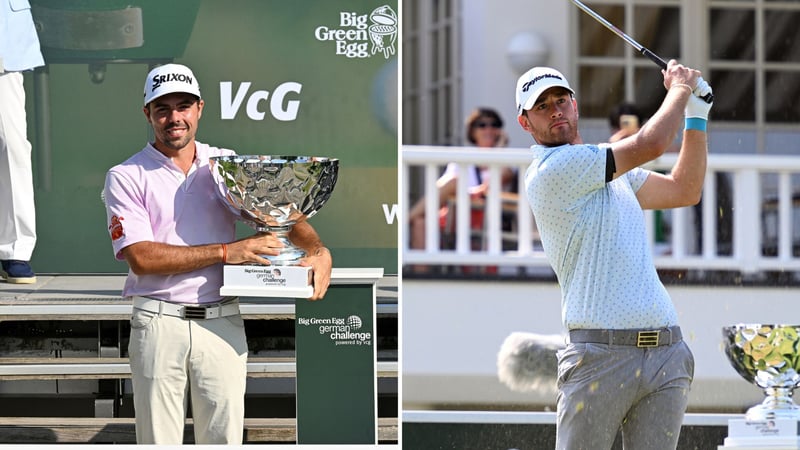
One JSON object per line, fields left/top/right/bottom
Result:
{"left": 685, "top": 117, "right": 707, "bottom": 132}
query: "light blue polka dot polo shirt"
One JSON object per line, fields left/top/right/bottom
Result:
{"left": 524, "top": 143, "right": 678, "bottom": 330}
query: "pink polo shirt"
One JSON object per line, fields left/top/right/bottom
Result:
{"left": 103, "top": 141, "right": 238, "bottom": 304}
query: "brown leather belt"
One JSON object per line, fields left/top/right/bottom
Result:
{"left": 569, "top": 326, "right": 682, "bottom": 348}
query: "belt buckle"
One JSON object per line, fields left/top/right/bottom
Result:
{"left": 637, "top": 330, "right": 660, "bottom": 348}
{"left": 182, "top": 305, "right": 207, "bottom": 320}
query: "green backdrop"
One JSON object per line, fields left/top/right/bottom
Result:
{"left": 24, "top": 0, "right": 398, "bottom": 274}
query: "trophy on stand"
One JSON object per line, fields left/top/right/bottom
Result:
{"left": 721, "top": 324, "right": 800, "bottom": 448}
{"left": 209, "top": 155, "right": 338, "bottom": 298}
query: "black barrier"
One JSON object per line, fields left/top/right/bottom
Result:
{"left": 402, "top": 422, "right": 728, "bottom": 450}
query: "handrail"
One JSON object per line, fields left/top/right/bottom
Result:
{"left": 0, "top": 358, "right": 399, "bottom": 380}
{"left": 403, "top": 145, "right": 800, "bottom": 274}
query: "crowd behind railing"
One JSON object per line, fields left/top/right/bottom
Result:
{"left": 403, "top": 145, "right": 800, "bottom": 280}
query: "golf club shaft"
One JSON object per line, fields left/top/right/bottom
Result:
{"left": 571, "top": 0, "right": 713, "bottom": 103}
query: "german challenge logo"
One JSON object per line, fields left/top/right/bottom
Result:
{"left": 297, "top": 315, "right": 372, "bottom": 346}
{"left": 314, "top": 5, "right": 398, "bottom": 59}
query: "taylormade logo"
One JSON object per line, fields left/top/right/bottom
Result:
{"left": 152, "top": 73, "right": 193, "bottom": 91}
{"left": 521, "top": 73, "right": 563, "bottom": 92}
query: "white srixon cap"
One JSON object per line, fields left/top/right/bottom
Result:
{"left": 516, "top": 67, "right": 574, "bottom": 116}
{"left": 143, "top": 63, "right": 201, "bottom": 106}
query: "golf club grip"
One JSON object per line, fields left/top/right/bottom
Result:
{"left": 640, "top": 47, "right": 667, "bottom": 70}
{"left": 642, "top": 48, "right": 715, "bottom": 104}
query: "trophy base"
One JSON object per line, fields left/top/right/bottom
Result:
{"left": 722, "top": 436, "right": 800, "bottom": 448}
{"left": 722, "top": 418, "right": 800, "bottom": 449}
{"left": 746, "top": 393, "right": 800, "bottom": 421}
{"left": 746, "top": 404, "right": 800, "bottom": 421}
{"left": 220, "top": 264, "right": 313, "bottom": 298}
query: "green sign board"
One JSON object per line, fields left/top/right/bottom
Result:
{"left": 25, "top": 0, "right": 398, "bottom": 275}
{"left": 295, "top": 284, "right": 377, "bottom": 444}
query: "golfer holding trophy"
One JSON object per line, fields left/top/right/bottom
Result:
{"left": 103, "top": 63, "right": 333, "bottom": 444}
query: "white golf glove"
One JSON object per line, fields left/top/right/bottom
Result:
{"left": 693, "top": 77, "right": 712, "bottom": 99}
{"left": 686, "top": 79, "right": 713, "bottom": 120}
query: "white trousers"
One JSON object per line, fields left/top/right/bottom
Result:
{"left": 0, "top": 71, "right": 36, "bottom": 261}
{"left": 128, "top": 304, "right": 249, "bottom": 444}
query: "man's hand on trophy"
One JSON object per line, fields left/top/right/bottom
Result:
{"left": 226, "top": 233, "right": 285, "bottom": 265}
{"left": 299, "top": 246, "right": 332, "bottom": 300}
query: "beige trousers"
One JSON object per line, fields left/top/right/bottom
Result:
{"left": 0, "top": 71, "right": 36, "bottom": 261}
{"left": 128, "top": 304, "right": 248, "bottom": 444}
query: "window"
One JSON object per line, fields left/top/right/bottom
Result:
{"left": 402, "top": 0, "right": 461, "bottom": 146}
{"left": 575, "top": 1, "right": 681, "bottom": 120}
{"left": 575, "top": 0, "right": 800, "bottom": 134}
{"left": 710, "top": 1, "right": 800, "bottom": 124}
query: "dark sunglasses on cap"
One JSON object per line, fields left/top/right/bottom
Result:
{"left": 473, "top": 121, "right": 502, "bottom": 129}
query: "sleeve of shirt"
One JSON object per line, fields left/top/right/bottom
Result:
{"left": 625, "top": 167, "right": 652, "bottom": 193}
{"left": 0, "top": 0, "right": 45, "bottom": 72}
{"left": 103, "top": 169, "right": 155, "bottom": 261}
{"left": 605, "top": 147, "right": 616, "bottom": 183}
{"left": 439, "top": 162, "right": 459, "bottom": 180}
{"left": 598, "top": 142, "right": 651, "bottom": 191}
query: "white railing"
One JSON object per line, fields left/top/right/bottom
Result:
{"left": 403, "top": 145, "right": 800, "bottom": 274}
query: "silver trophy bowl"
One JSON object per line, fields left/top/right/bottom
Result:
{"left": 723, "top": 324, "right": 800, "bottom": 420}
{"left": 209, "top": 155, "right": 338, "bottom": 265}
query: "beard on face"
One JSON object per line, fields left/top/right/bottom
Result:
{"left": 158, "top": 121, "right": 193, "bottom": 150}
{"left": 535, "top": 124, "right": 572, "bottom": 147}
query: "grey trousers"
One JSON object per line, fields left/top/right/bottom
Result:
{"left": 555, "top": 340, "right": 694, "bottom": 450}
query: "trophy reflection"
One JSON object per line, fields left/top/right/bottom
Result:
{"left": 723, "top": 324, "right": 800, "bottom": 420}
{"left": 209, "top": 155, "right": 338, "bottom": 297}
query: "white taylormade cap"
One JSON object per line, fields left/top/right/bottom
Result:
{"left": 143, "top": 63, "right": 201, "bottom": 106}
{"left": 516, "top": 67, "right": 574, "bottom": 116}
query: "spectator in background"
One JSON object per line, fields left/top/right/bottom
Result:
{"left": 0, "top": 1, "right": 44, "bottom": 284}
{"left": 609, "top": 102, "right": 645, "bottom": 143}
{"left": 408, "top": 107, "right": 516, "bottom": 255}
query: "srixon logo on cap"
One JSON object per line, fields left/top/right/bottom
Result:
{"left": 521, "top": 73, "right": 564, "bottom": 93}
{"left": 152, "top": 73, "right": 194, "bottom": 91}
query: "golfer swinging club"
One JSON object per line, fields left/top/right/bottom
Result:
{"left": 516, "top": 60, "right": 712, "bottom": 450}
